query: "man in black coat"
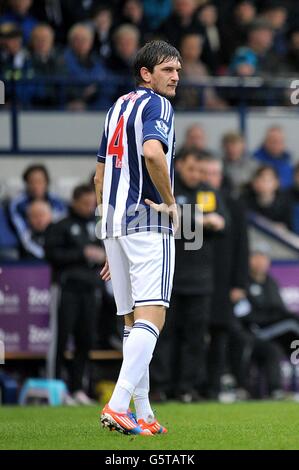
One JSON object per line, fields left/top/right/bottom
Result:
{"left": 45, "top": 184, "right": 106, "bottom": 403}
{"left": 197, "top": 153, "right": 249, "bottom": 399}
{"left": 150, "top": 148, "right": 226, "bottom": 402}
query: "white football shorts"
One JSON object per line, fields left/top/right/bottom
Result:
{"left": 104, "top": 231, "right": 175, "bottom": 316}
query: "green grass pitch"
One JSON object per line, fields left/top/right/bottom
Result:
{"left": 0, "top": 402, "right": 299, "bottom": 450}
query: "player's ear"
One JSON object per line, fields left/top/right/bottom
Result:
{"left": 140, "top": 66, "right": 151, "bottom": 84}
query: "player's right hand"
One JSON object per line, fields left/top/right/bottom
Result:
{"left": 100, "top": 259, "right": 111, "bottom": 281}
{"left": 145, "top": 199, "right": 179, "bottom": 234}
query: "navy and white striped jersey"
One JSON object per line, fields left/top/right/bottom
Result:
{"left": 97, "top": 86, "right": 175, "bottom": 239}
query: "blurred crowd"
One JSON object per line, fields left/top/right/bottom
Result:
{"left": 1, "top": 0, "right": 299, "bottom": 109}
{"left": 1, "top": 122, "right": 299, "bottom": 403}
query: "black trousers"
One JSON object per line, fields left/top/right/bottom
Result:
{"left": 206, "top": 326, "right": 229, "bottom": 397}
{"left": 55, "top": 285, "right": 96, "bottom": 392}
{"left": 151, "top": 293, "right": 211, "bottom": 395}
{"left": 229, "top": 320, "right": 282, "bottom": 396}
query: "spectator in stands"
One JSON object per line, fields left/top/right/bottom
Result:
{"left": 45, "top": 184, "right": 106, "bottom": 405}
{"left": 29, "top": 24, "right": 67, "bottom": 107}
{"left": 261, "top": 2, "right": 288, "bottom": 57}
{"left": 281, "top": 27, "right": 299, "bottom": 75}
{"left": 60, "top": 0, "right": 104, "bottom": 32}
{"left": 21, "top": 200, "right": 53, "bottom": 259}
{"left": 121, "top": 0, "right": 150, "bottom": 43}
{"left": 175, "top": 33, "right": 227, "bottom": 110}
{"left": 230, "top": 17, "right": 280, "bottom": 79}
{"left": 158, "top": 0, "right": 204, "bottom": 49}
{"left": 30, "top": 0, "right": 66, "bottom": 45}
{"left": 253, "top": 126, "right": 293, "bottom": 188}
{"left": 0, "top": 0, "right": 38, "bottom": 44}
{"left": 241, "top": 165, "right": 292, "bottom": 230}
{"left": 142, "top": 0, "right": 172, "bottom": 31}
{"left": 243, "top": 18, "right": 280, "bottom": 78}
{"left": 221, "top": 0, "right": 257, "bottom": 66}
{"left": 89, "top": 5, "right": 113, "bottom": 60}
{"left": 106, "top": 24, "right": 139, "bottom": 99}
{"left": 181, "top": 123, "right": 209, "bottom": 153}
{"left": 287, "top": 163, "right": 299, "bottom": 235}
{"left": 0, "top": 23, "right": 33, "bottom": 106}
{"left": 9, "top": 164, "right": 66, "bottom": 258}
{"left": 197, "top": 1, "right": 222, "bottom": 74}
{"left": 30, "top": 24, "right": 65, "bottom": 75}
{"left": 64, "top": 23, "right": 107, "bottom": 110}
{"left": 222, "top": 131, "right": 258, "bottom": 197}
{"left": 230, "top": 47, "right": 258, "bottom": 76}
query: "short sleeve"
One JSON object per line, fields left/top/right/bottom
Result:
{"left": 142, "top": 96, "right": 173, "bottom": 153}
{"left": 97, "top": 108, "right": 111, "bottom": 163}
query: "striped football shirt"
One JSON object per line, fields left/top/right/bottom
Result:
{"left": 97, "top": 86, "right": 175, "bottom": 239}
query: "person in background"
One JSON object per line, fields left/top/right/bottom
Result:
{"left": 29, "top": 23, "right": 67, "bottom": 107}
{"left": 0, "top": 0, "right": 38, "bottom": 44}
{"left": 230, "top": 244, "right": 299, "bottom": 399}
{"left": 220, "top": 0, "right": 257, "bottom": 66}
{"left": 21, "top": 200, "right": 53, "bottom": 259}
{"left": 241, "top": 165, "right": 292, "bottom": 230}
{"left": 63, "top": 23, "right": 107, "bottom": 110}
{"left": 260, "top": 1, "right": 288, "bottom": 57}
{"left": 253, "top": 126, "right": 293, "bottom": 188}
{"left": 230, "top": 47, "right": 258, "bottom": 77}
{"left": 229, "top": 17, "right": 279, "bottom": 79}
{"left": 222, "top": 131, "right": 258, "bottom": 197}
{"left": 89, "top": 5, "right": 113, "bottom": 61}
{"left": 158, "top": 0, "right": 204, "bottom": 49}
{"left": 106, "top": 23, "right": 139, "bottom": 99}
{"left": 45, "top": 184, "right": 106, "bottom": 405}
{"left": 281, "top": 27, "right": 299, "bottom": 75}
{"left": 0, "top": 23, "right": 33, "bottom": 106}
{"left": 198, "top": 153, "right": 249, "bottom": 401}
{"left": 175, "top": 33, "right": 227, "bottom": 110}
{"left": 197, "top": 1, "right": 222, "bottom": 74}
{"left": 120, "top": 0, "right": 150, "bottom": 43}
{"left": 142, "top": 0, "right": 172, "bottom": 32}
{"left": 9, "top": 164, "right": 66, "bottom": 259}
{"left": 180, "top": 123, "right": 209, "bottom": 153}
{"left": 150, "top": 149, "right": 226, "bottom": 403}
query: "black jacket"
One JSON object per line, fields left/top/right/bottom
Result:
{"left": 246, "top": 274, "right": 290, "bottom": 327}
{"left": 173, "top": 174, "right": 226, "bottom": 296}
{"left": 45, "top": 208, "right": 102, "bottom": 287}
{"left": 211, "top": 195, "right": 249, "bottom": 327}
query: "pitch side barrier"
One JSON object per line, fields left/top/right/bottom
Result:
{"left": 0, "top": 75, "right": 298, "bottom": 155}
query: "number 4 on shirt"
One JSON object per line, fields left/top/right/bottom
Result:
{"left": 108, "top": 115, "right": 124, "bottom": 168}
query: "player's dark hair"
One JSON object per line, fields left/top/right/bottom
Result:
{"left": 72, "top": 184, "right": 94, "bottom": 201}
{"left": 23, "top": 164, "right": 50, "bottom": 185}
{"left": 133, "top": 40, "right": 182, "bottom": 86}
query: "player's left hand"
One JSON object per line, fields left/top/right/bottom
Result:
{"left": 145, "top": 199, "right": 179, "bottom": 234}
{"left": 100, "top": 258, "right": 111, "bottom": 281}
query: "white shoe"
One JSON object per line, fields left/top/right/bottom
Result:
{"left": 73, "top": 390, "right": 95, "bottom": 405}
{"left": 63, "top": 393, "right": 78, "bottom": 406}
